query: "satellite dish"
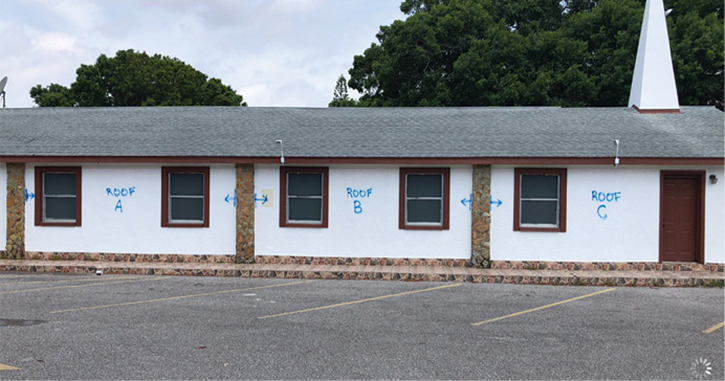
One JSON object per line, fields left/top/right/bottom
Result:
{"left": 0, "top": 76, "right": 6, "bottom": 108}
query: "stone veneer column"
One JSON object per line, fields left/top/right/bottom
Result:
{"left": 235, "top": 164, "right": 255, "bottom": 263}
{"left": 471, "top": 165, "right": 491, "bottom": 268}
{"left": 5, "top": 163, "right": 25, "bottom": 259}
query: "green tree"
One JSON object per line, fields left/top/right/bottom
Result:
{"left": 329, "top": 75, "right": 358, "bottom": 107}
{"left": 667, "top": 1, "right": 724, "bottom": 107}
{"left": 341, "top": 0, "right": 723, "bottom": 107}
{"left": 29, "top": 83, "right": 76, "bottom": 107}
{"left": 31, "top": 49, "right": 247, "bottom": 107}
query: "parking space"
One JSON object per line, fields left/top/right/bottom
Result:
{"left": 1, "top": 272, "right": 723, "bottom": 380}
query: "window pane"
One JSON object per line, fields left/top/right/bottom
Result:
{"left": 407, "top": 199, "right": 442, "bottom": 223}
{"left": 170, "top": 197, "right": 204, "bottom": 221}
{"left": 170, "top": 173, "right": 204, "bottom": 196}
{"left": 45, "top": 197, "right": 76, "bottom": 221}
{"left": 288, "top": 198, "right": 322, "bottom": 222}
{"left": 407, "top": 174, "right": 442, "bottom": 198}
{"left": 521, "top": 174, "right": 558, "bottom": 199}
{"left": 45, "top": 173, "right": 76, "bottom": 196}
{"left": 288, "top": 173, "right": 322, "bottom": 196}
{"left": 521, "top": 200, "right": 558, "bottom": 225}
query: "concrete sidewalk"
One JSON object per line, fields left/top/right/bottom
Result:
{"left": 1, "top": 259, "right": 723, "bottom": 287}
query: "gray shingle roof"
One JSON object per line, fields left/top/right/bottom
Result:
{"left": 0, "top": 106, "right": 722, "bottom": 159}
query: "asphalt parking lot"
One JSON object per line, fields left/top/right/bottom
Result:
{"left": 0, "top": 272, "right": 723, "bottom": 380}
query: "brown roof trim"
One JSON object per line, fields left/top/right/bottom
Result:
{"left": 632, "top": 105, "right": 681, "bottom": 114}
{"left": 621, "top": 158, "right": 723, "bottom": 165}
{"left": 1, "top": 156, "right": 722, "bottom": 166}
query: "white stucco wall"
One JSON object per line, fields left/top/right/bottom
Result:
{"left": 14, "top": 162, "right": 723, "bottom": 263}
{"left": 0, "top": 163, "right": 6, "bottom": 250}
{"left": 491, "top": 165, "right": 725, "bottom": 263}
{"left": 25, "top": 163, "right": 236, "bottom": 255}
{"left": 704, "top": 167, "right": 725, "bottom": 263}
{"left": 255, "top": 164, "right": 473, "bottom": 259}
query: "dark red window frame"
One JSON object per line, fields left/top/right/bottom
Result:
{"left": 513, "top": 168, "right": 567, "bottom": 232}
{"left": 399, "top": 167, "right": 450, "bottom": 230}
{"left": 279, "top": 166, "right": 329, "bottom": 228}
{"left": 35, "top": 166, "right": 82, "bottom": 227}
{"left": 161, "top": 166, "right": 210, "bottom": 228}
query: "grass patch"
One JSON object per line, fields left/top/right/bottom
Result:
{"left": 704, "top": 280, "right": 724, "bottom": 288}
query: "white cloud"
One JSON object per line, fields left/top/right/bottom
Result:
{"left": 32, "top": 32, "right": 77, "bottom": 52}
{"left": 27, "top": 0, "right": 103, "bottom": 31}
{"left": 3, "top": 0, "right": 404, "bottom": 108}
{"left": 269, "top": 0, "right": 325, "bottom": 14}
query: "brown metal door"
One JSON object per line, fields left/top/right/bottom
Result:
{"left": 660, "top": 173, "right": 703, "bottom": 263}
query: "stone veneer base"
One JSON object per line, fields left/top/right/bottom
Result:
{"left": 0, "top": 260, "right": 722, "bottom": 288}
{"left": 18, "top": 252, "right": 725, "bottom": 272}
{"left": 25, "top": 252, "right": 237, "bottom": 263}
{"left": 254, "top": 255, "right": 473, "bottom": 267}
{"left": 489, "top": 260, "right": 724, "bottom": 272}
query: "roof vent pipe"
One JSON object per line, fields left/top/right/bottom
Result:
{"left": 275, "top": 140, "right": 285, "bottom": 164}
{"left": 613, "top": 139, "right": 620, "bottom": 167}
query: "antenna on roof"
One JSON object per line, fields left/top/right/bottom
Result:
{"left": 613, "top": 139, "right": 620, "bottom": 167}
{"left": 275, "top": 140, "right": 285, "bottom": 164}
{"left": 0, "top": 76, "right": 7, "bottom": 108}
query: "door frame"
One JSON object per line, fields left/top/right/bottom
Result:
{"left": 659, "top": 171, "right": 706, "bottom": 263}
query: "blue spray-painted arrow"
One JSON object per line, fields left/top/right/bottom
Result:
{"left": 461, "top": 194, "right": 472, "bottom": 211}
{"left": 25, "top": 189, "right": 35, "bottom": 202}
{"left": 253, "top": 193, "right": 268, "bottom": 208}
{"left": 224, "top": 190, "right": 237, "bottom": 207}
{"left": 463, "top": 195, "right": 502, "bottom": 209}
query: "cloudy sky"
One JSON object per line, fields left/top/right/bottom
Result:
{"left": 1, "top": 0, "right": 405, "bottom": 108}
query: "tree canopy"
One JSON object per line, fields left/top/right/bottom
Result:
{"left": 31, "top": 50, "right": 247, "bottom": 107}
{"left": 329, "top": 74, "right": 358, "bottom": 107}
{"left": 338, "top": 0, "right": 723, "bottom": 108}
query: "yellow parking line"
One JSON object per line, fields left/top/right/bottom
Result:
{"left": 0, "top": 363, "right": 19, "bottom": 371}
{"left": 0, "top": 275, "right": 23, "bottom": 279}
{"left": 0, "top": 276, "right": 137, "bottom": 286}
{"left": 0, "top": 274, "right": 54, "bottom": 279}
{"left": 259, "top": 283, "right": 462, "bottom": 320}
{"left": 471, "top": 288, "right": 617, "bottom": 326}
{"left": 51, "top": 280, "right": 315, "bottom": 314}
{"left": 703, "top": 321, "right": 725, "bottom": 334}
{"left": 0, "top": 277, "right": 165, "bottom": 295}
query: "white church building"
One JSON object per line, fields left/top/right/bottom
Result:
{"left": 1, "top": 0, "right": 723, "bottom": 269}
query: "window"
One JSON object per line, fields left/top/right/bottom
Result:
{"left": 161, "top": 167, "right": 210, "bottom": 228}
{"left": 35, "top": 167, "right": 82, "bottom": 227}
{"left": 280, "top": 167, "right": 329, "bottom": 228}
{"left": 399, "top": 168, "right": 450, "bottom": 230}
{"left": 514, "top": 168, "right": 567, "bottom": 232}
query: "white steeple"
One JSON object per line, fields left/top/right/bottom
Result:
{"left": 628, "top": 0, "right": 680, "bottom": 112}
